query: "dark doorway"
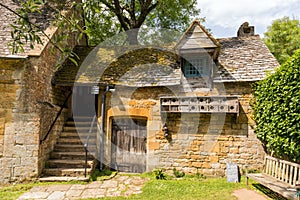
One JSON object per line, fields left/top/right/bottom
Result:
{"left": 73, "top": 86, "right": 98, "bottom": 117}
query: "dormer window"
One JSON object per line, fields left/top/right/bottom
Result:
{"left": 182, "top": 56, "right": 210, "bottom": 77}
{"left": 176, "top": 20, "right": 221, "bottom": 78}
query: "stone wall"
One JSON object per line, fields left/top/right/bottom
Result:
{"left": 103, "top": 82, "right": 264, "bottom": 176}
{"left": 25, "top": 40, "right": 78, "bottom": 179}
{"left": 0, "top": 59, "right": 25, "bottom": 182}
{"left": 0, "top": 35, "right": 77, "bottom": 183}
{"left": 37, "top": 87, "right": 69, "bottom": 176}
{"left": 26, "top": 43, "right": 74, "bottom": 177}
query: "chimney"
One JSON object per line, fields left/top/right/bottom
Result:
{"left": 237, "top": 22, "right": 255, "bottom": 37}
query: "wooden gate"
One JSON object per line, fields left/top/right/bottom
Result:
{"left": 111, "top": 118, "right": 147, "bottom": 173}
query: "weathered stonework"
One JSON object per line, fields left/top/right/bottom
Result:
{"left": 0, "top": 28, "right": 79, "bottom": 183}
{"left": 0, "top": 0, "right": 88, "bottom": 182}
{"left": 0, "top": 53, "right": 66, "bottom": 182}
{"left": 0, "top": 11, "right": 279, "bottom": 182}
{"left": 102, "top": 82, "right": 264, "bottom": 177}
{"left": 50, "top": 21, "right": 278, "bottom": 178}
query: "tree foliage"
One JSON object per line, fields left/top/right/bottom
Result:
{"left": 84, "top": 0, "right": 199, "bottom": 45}
{"left": 252, "top": 50, "right": 300, "bottom": 162}
{"left": 0, "top": 0, "right": 200, "bottom": 54}
{"left": 264, "top": 16, "right": 300, "bottom": 64}
{"left": 0, "top": 0, "right": 84, "bottom": 66}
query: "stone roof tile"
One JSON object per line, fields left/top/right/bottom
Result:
{"left": 215, "top": 35, "right": 279, "bottom": 82}
{"left": 77, "top": 46, "right": 180, "bottom": 86}
{"left": 52, "top": 46, "right": 93, "bottom": 86}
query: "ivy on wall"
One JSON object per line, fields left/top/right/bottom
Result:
{"left": 252, "top": 49, "right": 300, "bottom": 163}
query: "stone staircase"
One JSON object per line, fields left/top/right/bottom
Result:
{"left": 40, "top": 117, "right": 98, "bottom": 182}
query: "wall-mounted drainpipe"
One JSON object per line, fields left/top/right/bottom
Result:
{"left": 100, "top": 85, "right": 115, "bottom": 171}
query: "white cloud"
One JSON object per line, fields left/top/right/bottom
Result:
{"left": 197, "top": 0, "right": 300, "bottom": 37}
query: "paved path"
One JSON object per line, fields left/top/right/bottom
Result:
{"left": 18, "top": 175, "right": 149, "bottom": 200}
{"left": 233, "top": 189, "right": 267, "bottom": 200}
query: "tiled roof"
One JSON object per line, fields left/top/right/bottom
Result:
{"left": 0, "top": 0, "right": 58, "bottom": 57}
{"left": 53, "top": 46, "right": 181, "bottom": 87}
{"left": 53, "top": 26, "right": 279, "bottom": 86}
{"left": 52, "top": 46, "right": 94, "bottom": 86}
{"left": 215, "top": 35, "right": 279, "bottom": 82}
{"left": 53, "top": 35, "right": 279, "bottom": 86}
{"left": 0, "top": 0, "right": 25, "bottom": 57}
{"left": 73, "top": 46, "right": 181, "bottom": 86}
{"left": 116, "top": 63, "right": 181, "bottom": 87}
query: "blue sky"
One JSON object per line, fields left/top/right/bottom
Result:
{"left": 197, "top": 0, "right": 300, "bottom": 38}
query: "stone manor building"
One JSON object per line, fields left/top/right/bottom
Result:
{"left": 0, "top": 1, "right": 279, "bottom": 183}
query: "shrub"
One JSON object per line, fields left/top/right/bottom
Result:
{"left": 153, "top": 168, "right": 167, "bottom": 180}
{"left": 99, "top": 168, "right": 113, "bottom": 176}
{"left": 252, "top": 49, "right": 300, "bottom": 162}
{"left": 195, "top": 171, "right": 204, "bottom": 179}
{"left": 90, "top": 169, "right": 100, "bottom": 181}
{"left": 90, "top": 168, "right": 113, "bottom": 181}
{"left": 173, "top": 168, "right": 185, "bottom": 178}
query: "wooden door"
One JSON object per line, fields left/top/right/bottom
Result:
{"left": 111, "top": 118, "right": 147, "bottom": 173}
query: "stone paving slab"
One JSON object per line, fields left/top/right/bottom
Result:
{"left": 18, "top": 192, "right": 50, "bottom": 199}
{"left": 46, "top": 185, "right": 72, "bottom": 192}
{"left": 65, "top": 189, "right": 83, "bottom": 198}
{"left": 47, "top": 191, "right": 65, "bottom": 200}
{"left": 17, "top": 175, "right": 150, "bottom": 200}
{"left": 233, "top": 189, "right": 267, "bottom": 200}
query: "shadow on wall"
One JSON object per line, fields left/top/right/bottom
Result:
{"left": 163, "top": 108, "right": 249, "bottom": 137}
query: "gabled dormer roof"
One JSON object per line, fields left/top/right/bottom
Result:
{"left": 176, "top": 20, "right": 221, "bottom": 59}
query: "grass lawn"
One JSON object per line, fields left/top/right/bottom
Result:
{"left": 130, "top": 178, "right": 245, "bottom": 200}
{"left": 0, "top": 175, "right": 264, "bottom": 200}
{"left": 98, "top": 176, "right": 252, "bottom": 200}
{"left": 0, "top": 183, "right": 34, "bottom": 200}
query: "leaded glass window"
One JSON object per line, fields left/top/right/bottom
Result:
{"left": 183, "top": 57, "right": 210, "bottom": 77}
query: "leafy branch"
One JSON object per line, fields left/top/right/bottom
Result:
{"left": 2, "top": 0, "right": 200, "bottom": 61}
{"left": 0, "top": 1, "right": 64, "bottom": 54}
{"left": 0, "top": 1, "right": 82, "bottom": 67}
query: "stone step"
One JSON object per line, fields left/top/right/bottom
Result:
{"left": 46, "top": 159, "right": 94, "bottom": 168}
{"left": 65, "top": 121, "right": 93, "bottom": 127}
{"left": 60, "top": 131, "right": 97, "bottom": 138}
{"left": 39, "top": 176, "right": 89, "bottom": 182}
{"left": 72, "top": 116, "right": 95, "bottom": 122}
{"left": 53, "top": 144, "right": 96, "bottom": 152}
{"left": 57, "top": 138, "right": 83, "bottom": 145}
{"left": 63, "top": 126, "right": 97, "bottom": 132}
{"left": 57, "top": 137, "right": 96, "bottom": 145}
{"left": 43, "top": 116, "right": 98, "bottom": 178}
{"left": 43, "top": 168, "right": 93, "bottom": 177}
{"left": 50, "top": 151, "right": 96, "bottom": 160}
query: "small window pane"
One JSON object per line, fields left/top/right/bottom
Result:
{"left": 183, "top": 57, "right": 209, "bottom": 77}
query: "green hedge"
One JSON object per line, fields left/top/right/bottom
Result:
{"left": 252, "top": 49, "right": 300, "bottom": 162}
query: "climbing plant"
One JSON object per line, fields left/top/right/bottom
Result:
{"left": 252, "top": 49, "right": 300, "bottom": 163}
